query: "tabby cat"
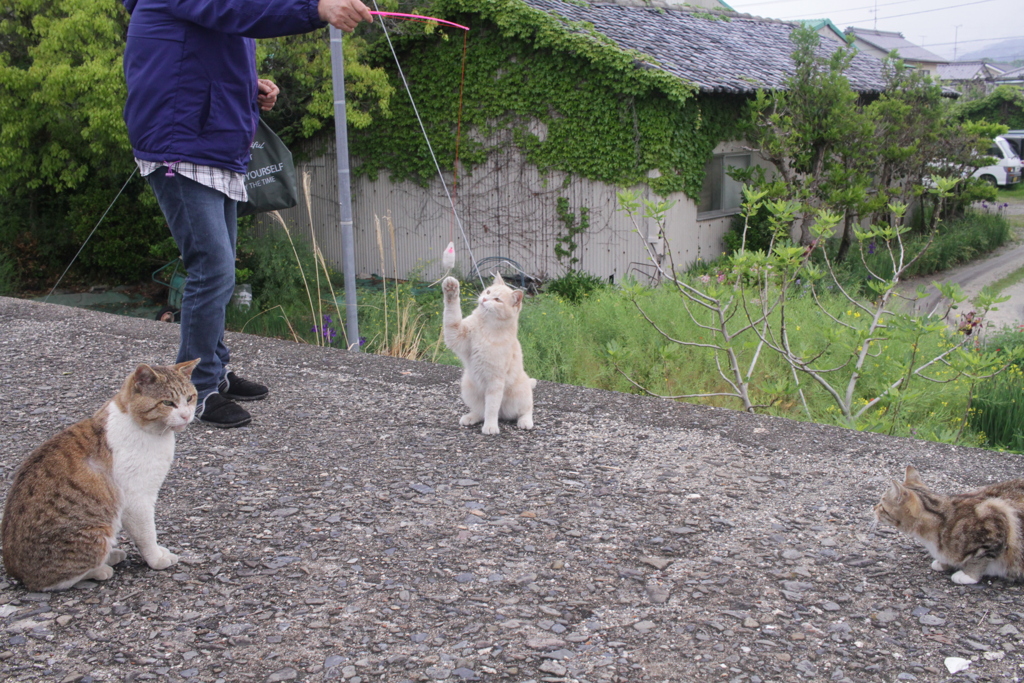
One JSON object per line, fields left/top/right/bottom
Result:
{"left": 442, "top": 274, "right": 536, "bottom": 435}
{"left": 1, "top": 361, "right": 198, "bottom": 591}
{"left": 874, "top": 465, "right": 1024, "bottom": 584}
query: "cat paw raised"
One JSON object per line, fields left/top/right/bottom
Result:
{"left": 442, "top": 273, "right": 535, "bottom": 436}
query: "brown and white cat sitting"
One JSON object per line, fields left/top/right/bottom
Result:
{"left": 1, "top": 361, "right": 198, "bottom": 591}
{"left": 442, "top": 274, "right": 536, "bottom": 435}
{"left": 874, "top": 465, "right": 1024, "bottom": 585}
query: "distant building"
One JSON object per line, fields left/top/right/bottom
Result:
{"left": 939, "top": 61, "right": 1008, "bottom": 96}
{"left": 662, "top": 0, "right": 734, "bottom": 8}
{"left": 845, "top": 27, "right": 947, "bottom": 78}
{"left": 995, "top": 66, "right": 1024, "bottom": 87}
{"left": 799, "top": 19, "right": 849, "bottom": 46}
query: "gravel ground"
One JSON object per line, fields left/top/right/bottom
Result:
{"left": 2, "top": 296, "right": 1024, "bottom": 683}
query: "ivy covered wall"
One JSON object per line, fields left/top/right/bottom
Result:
{"left": 348, "top": 0, "right": 750, "bottom": 200}
{"left": 268, "top": 0, "right": 758, "bottom": 281}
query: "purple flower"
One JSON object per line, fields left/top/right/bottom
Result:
{"left": 868, "top": 239, "right": 876, "bottom": 255}
{"left": 311, "top": 314, "right": 338, "bottom": 342}
{"left": 359, "top": 337, "right": 367, "bottom": 347}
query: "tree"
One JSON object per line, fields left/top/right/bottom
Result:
{"left": 0, "top": 0, "right": 393, "bottom": 283}
{"left": 746, "top": 26, "right": 867, "bottom": 246}
{"left": 747, "top": 28, "right": 1000, "bottom": 256}
{"left": 864, "top": 59, "right": 1002, "bottom": 234}
{"left": 0, "top": 0, "right": 153, "bottom": 283}
{"left": 256, "top": 30, "right": 394, "bottom": 148}
{"left": 950, "top": 85, "right": 1024, "bottom": 130}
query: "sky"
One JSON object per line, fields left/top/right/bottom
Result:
{"left": 725, "top": 0, "right": 1023, "bottom": 61}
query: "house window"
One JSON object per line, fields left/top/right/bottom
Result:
{"left": 698, "top": 153, "right": 751, "bottom": 217}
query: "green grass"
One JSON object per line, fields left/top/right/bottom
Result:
{"left": 224, "top": 210, "right": 1020, "bottom": 451}
{"left": 989, "top": 264, "right": 1024, "bottom": 295}
{"left": 0, "top": 250, "right": 18, "bottom": 296}
{"left": 831, "top": 211, "right": 1012, "bottom": 294}
{"left": 968, "top": 326, "right": 1024, "bottom": 452}
{"left": 996, "top": 183, "right": 1024, "bottom": 202}
{"left": 225, "top": 277, "right": 998, "bottom": 448}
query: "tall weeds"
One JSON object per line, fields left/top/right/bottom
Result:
{"left": 371, "top": 213, "right": 425, "bottom": 359}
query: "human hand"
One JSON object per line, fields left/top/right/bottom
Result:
{"left": 257, "top": 79, "right": 279, "bottom": 112}
{"left": 318, "top": 0, "right": 373, "bottom": 32}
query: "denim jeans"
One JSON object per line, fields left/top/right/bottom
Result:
{"left": 147, "top": 171, "right": 237, "bottom": 399}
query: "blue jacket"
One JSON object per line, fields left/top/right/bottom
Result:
{"left": 123, "top": 0, "right": 325, "bottom": 173}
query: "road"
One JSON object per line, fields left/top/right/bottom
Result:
{"left": 900, "top": 198, "right": 1024, "bottom": 333}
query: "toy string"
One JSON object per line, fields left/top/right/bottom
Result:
{"left": 368, "top": 11, "right": 470, "bottom": 32}
{"left": 370, "top": 2, "right": 483, "bottom": 286}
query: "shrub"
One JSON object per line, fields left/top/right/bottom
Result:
{"left": 832, "top": 211, "right": 1011, "bottom": 294}
{"left": 236, "top": 223, "right": 326, "bottom": 309}
{"left": 969, "top": 326, "right": 1024, "bottom": 452}
{"left": 545, "top": 269, "right": 606, "bottom": 305}
{"left": 0, "top": 250, "right": 19, "bottom": 296}
{"left": 723, "top": 204, "right": 776, "bottom": 256}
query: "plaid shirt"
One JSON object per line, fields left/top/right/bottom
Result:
{"left": 136, "top": 159, "right": 248, "bottom": 203}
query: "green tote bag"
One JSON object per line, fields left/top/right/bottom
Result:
{"left": 237, "top": 118, "right": 299, "bottom": 217}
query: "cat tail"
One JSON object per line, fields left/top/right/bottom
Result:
{"left": 530, "top": 378, "right": 537, "bottom": 389}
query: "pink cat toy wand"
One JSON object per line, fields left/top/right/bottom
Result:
{"left": 368, "top": 11, "right": 470, "bottom": 31}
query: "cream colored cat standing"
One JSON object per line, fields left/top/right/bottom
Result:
{"left": 874, "top": 465, "right": 1024, "bottom": 585}
{"left": 1, "top": 361, "right": 198, "bottom": 591}
{"left": 442, "top": 274, "right": 536, "bottom": 435}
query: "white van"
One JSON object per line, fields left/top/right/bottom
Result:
{"left": 972, "top": 135, "right": 1022, "bottom": 187}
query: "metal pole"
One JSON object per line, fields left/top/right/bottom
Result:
{"left": 329, "top": 26, "right": 360, "bottom": 351}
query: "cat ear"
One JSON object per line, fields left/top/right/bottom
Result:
{"left": 889, "top": 480, "right": 922, "bottom": 514}
{"left": 904, "top": 465, "right": 924, "bottom": 486}
{"left": 175, "top": 358, "right": 201, "bottom": 378}
{"left": 904, "top": 488, "right": 922, "bottom": 516}
{"left": 511, "top": 289, "right": 524, "bottom": 307}
{"left": 133, "top": 364, "right": 158, "bottom": 388}
{"left": 492, "top": 272, "right": 505, "bottom": 286}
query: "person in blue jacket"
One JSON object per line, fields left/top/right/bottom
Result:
{"left": 122, "top": 0, "right": 372, "bottom": 428}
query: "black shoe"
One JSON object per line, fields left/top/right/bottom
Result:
{"left": 219, "top": 372, "right": 269, "bottom": 401}
{"left": 198, "top": 393, "right": 251, "bottom": 429}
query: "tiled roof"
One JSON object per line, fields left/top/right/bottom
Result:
{"left": 938, "top": 62, "right": 1002, "bottom": 81}
{"left": 515, "top": 0, "right": 888, "bottom": 94}
{"left": 845, "top": 28, "right": 948, "bottom": 64}
{"left": 996, "top": 66, "right": 1024, "bottom": 81}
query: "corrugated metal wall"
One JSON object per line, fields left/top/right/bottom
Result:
{"left": 255, "top": 133, "right": 753, "bottom": 285}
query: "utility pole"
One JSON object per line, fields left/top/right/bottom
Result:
{"left": 953, "top": 25, "right": 962, "bottom": 61}
{"left": 328, "top": 26, "right": 360, "bottom": 351}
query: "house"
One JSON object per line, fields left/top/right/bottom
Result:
{"left": 938, "top": 61, "right": 1007, "bottom": 96}
{"left": 845, "top": 28, "right": 947, "bottom": 78}
{"left": 259, "top": 0, "right": 887, "bottom": 285}
{"left": 800, "top": 19, "right": 849, "bottom": 46}
{"left": 996, "top": 66, "right": 1024, "bottom": 87}
{"left": 664, "top": 0, "right": 734, "bottom": 9}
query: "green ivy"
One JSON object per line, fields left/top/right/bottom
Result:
{"left": 348, "top": 0, "right": 748, "bottom": 199}
{"left": 950, "top": 85, "right": 1024, "bottom": 130}
{"left": 554, "top": 196, "right": 588, "bottom": 268}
